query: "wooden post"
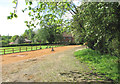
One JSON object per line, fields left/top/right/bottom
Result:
{"left": 19, "top": 47, "right": 21, "bottom": 52}
{"left": 12, "top": 48, "right": 14, "bottom": 53}
{"left": 36, "top": 46, "right": 37, "bottom": 50}
{"left": 26, "top": 47, "right": 27, "bottom": 51}
{"left": 4, "top": 49, "right": 5, "bottom": 55}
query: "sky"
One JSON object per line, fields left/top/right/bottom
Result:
{"left": 0, "top": 0, "right": 81, "bottom": 36}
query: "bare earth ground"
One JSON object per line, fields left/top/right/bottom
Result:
{"left": 2, "top": 45, "right": 111, "bottom": 82}
{"left": 2, "top": 45, "right": 78, "bottom": 65}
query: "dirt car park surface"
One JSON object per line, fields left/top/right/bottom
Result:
{"left": 2, "top": 45, "right": 111, "bottom": 82}
{"left": 2, "top": 45, "right": 79, "bottom": 65}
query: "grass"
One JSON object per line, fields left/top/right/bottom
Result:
{"left": 0, "top": 45, "right": 62, "bottom": 55}
{"left": 74, "top": 48, "right": 119, "bottom": 83}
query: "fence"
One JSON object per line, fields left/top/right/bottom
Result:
{"left": 0, "top": 45, "right": 60, "bottom": 55}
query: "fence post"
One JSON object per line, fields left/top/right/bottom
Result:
{"left": 26, "top": 47, "right": 27, "bottom": 51}
{"left": 36, "top": 46, "right": 37, "bottom": 50}
{"left": 4, "top": 49, "right": 5, "bottom": 54}
{"left": 40, "top": 46, "right": 42, "bottom": 49}
{"left": 19, "top": 47, "right": 21, "bottom": 52}
{"left": 12, "top": 48, "right": 14, "bottom": 53}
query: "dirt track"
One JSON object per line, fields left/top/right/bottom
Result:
{"left": 2, "top": 45, "right": 111, "bottom": 82}
{"left": 2, "top": 45, "right": 80, "bottom": 65}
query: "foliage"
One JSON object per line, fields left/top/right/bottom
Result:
{"left": 34, "top": 14, "right": 63, "bottom": 43}
{"left": 0, "top": 35, "right": 12, "bottom": 46}
{"left": 8, "top": 1, "right": 79, "bottom": 30}
{"left": 8, "top": 1, "right": 120, "bottom": 56}
{"left": 16, "top": 36, "right": 25, "bottom": 44}
{"left": 71, "top": 2, "right": 120, "bottom": 57}
{"left": 35, "top": 27, "right": 63, "bottom": 43}
{"left": 8, "top": 1, "right": 81, "bottom": 44}
{"left": 74, "top": 49, "right": 119, "bottom": 83}
{"left": 34, "top": 28, "right": 49, "bottom": 43}
{"left": 22, "top": 29, "right": 35, "bottom": 42}
{"left": 10, "top": 35, "right": 19, "bottom": 42}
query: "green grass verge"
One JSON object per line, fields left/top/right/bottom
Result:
{"left": 74, "top": 48, "right": 119, "bottom": 83}
{"left": 0, "top": 45, "right": 62, "bottom": 55}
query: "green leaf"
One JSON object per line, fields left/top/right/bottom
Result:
{"left": 28, "top": 12, "right": 31, "bottom": 16}
{"left": 40, "top": 21, "right": 43, "bottom": 24}
{"left": 26, "top": 2, "right": 28, "bottom": 5}
{"left": 31, "top": 18, "right": 34, "bottom": 20}
{"left": 28, "top": 6, "right": 31, "bottom": 10}
{"left": 26, "top": 25, "right": 30, "bottom": 28}
{"left": 14, "top": 14, "right": 18, "bottom": 18}
{"left": 31, "top": 24, "right": 34, "bottom": 26}
{"left": 29, "top": 1, "right": 32, "bottom": 5}
{"left": 22, "top": 10, "right": 24, "bottom": 13}
{"left": 7, "top": 16, "right": 11, "bottom": 19}
{"left": 24, "top": 21, "right": 28, "bottom": 24}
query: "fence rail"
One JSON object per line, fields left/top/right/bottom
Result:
{"left": 0, "top": 45, "right": 60, "bottom": 55}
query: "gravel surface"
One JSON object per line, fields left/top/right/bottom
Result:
{"left": 2, "top": 46, "right": 110, "bottom": 82}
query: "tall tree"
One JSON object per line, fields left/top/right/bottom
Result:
{"left": 71, "top": 2, "right": 120, "bottom": 56}
{"left": 22, "top": 28, "right": 35, "bottom": 42}
{"left": 11, "top": 35, "right": 19, "bottom": 42}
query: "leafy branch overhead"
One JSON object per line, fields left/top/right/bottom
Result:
{"left": 8, "top": 0, "right": 79, "bottom": 29}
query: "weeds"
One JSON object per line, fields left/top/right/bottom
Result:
{"left": 74, "top": 49, "right": 119, "bottom": 83}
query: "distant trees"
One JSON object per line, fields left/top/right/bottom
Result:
{"left": 34, "top": 27, "right": 63, "bottom": 44}
{"left": 22, "top": 28, "right": 35, "bottom": 42}
{"left": 34, "top": 14, "right": 63, "bottom": 43}
{"left": 15, "top": 36, "right": 25, "bottom": 44}
{"left": 0, "top": 35, "right": 12, "bottom": 46}
{"left": 10, "top": 35, "right": 19, "bottom": 42}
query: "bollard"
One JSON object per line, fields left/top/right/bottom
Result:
{"left": 51, "top": 47, "right": 54, "bottom": 51}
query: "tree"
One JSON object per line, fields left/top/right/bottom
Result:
{"left": 35, "top": 24, "right": 63, "bottom": 43}
{"left": 70, "top": 2, "right": 120, "bottom": 56}
{"left": 15, "top": 36, "right": 25, "bottom": 44}
{"left": 22, "top": 28, "right": 35, "bottom": 42}
{"left": 11, "top": 35, "right": 19, "bottom": 42}
{"left": 8, "top": 1, "right": 120, "bottom": 56}
{"left": 1, "top": 35, "right": 12, "bottom": 46}
{"left": 34, "top": 28, "right": 49, "bottom": 43}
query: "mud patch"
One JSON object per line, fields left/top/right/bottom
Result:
{"left": 25, "top": 58, "right": 38, "bottom": 63}
{"left": 11, "top": 54, "right": 27, "bottom": 57}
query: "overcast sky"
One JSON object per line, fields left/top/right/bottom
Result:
{"left": 0, "top": 0, "right": 81, "bottom": 36}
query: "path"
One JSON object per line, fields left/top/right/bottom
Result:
{"left": 2, "top": 45, "right": 111, "bottom": 82}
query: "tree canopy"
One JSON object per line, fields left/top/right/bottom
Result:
{"left": 71, "top": 2, "right": 120, "bottom": 56}
{"left": 8, "top": 1, "right": 120, "bottom": 57}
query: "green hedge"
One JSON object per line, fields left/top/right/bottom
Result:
{"left": 1, "top": 43, "right": 67, "bottom": 47}
{"left": 1, "top": 43, "right": 81, "bottom": 47}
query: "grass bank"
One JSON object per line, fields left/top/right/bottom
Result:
{"left": 74, "top": 48, "right": 119, "bottom": 83}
